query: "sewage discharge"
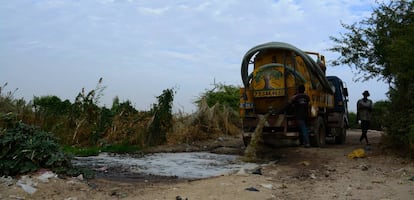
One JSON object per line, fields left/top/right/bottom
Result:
{"left": 243, "top": 113, "right": 269, "bottom": 162}
{"left": 73, "top": 152, "right": 258, "bottom": 179}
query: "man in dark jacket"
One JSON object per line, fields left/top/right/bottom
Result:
{"left": 291, "top": 85, "right": 311, "bottom": 147}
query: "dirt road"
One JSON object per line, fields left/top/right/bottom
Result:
{"left": 1, "top": 130, "right": 414, "bottom": 200}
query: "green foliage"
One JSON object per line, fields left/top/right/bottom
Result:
{"left": 0, "top": 83, "right": 34, "bottom": 124}
{"left": 330, "top": 1, "right": 414, "bottom": 83}
{"left": 0, "top": 83, "right": 18, "bottom": 113}
{"left": 0, "top": 120, "right": 71, "bottom": 176}
{"left": 172, "top": 82, "right": 243, "bottom": 144}
{"left": 34, "top": 95, "right": 71, "bottom": 116}
{"left": 33, "top": 95, "right": 71, "bottom": 134}
{"left": 147, "top": 88, "right": 175, "bottom": 146}
{"left": 102, "top": 144, "right": 141, "bottom": 154}
{"left": 63, "top": 144, "right": 141, "bottom": 157}
{"left": 70, "top": 81, "right": 104, "bottom": 144}
{"left": 348, "top": 112, "right": 358, "bottom": 129}
{"left": 383, "top": 84, "right": 414, "bottom": 154}
{"left": 329, "top": 0, "right": 414, "bottom": 155}
{"left": 2, "top": 76, "right": 241, "bottom": 156}
{"left": 195, "top": 83, "right": 240, "bottom": 111}
{"left": 371, "top": 100, "right": 389, "bottom": 131}
{"left": 63, "top": 146, "right": 101, "bottom": 157}
{"left": 349, "top": 101, "right": 388, "bottom": 130}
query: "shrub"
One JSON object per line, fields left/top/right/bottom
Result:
{"left": 0, "top": 120, "right": 71, "bottom": 176}
{"left": 194, "top": 83, "right": 240, "bottom": 111}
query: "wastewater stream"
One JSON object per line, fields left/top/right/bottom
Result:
{"left": 72, "top": 152, "right": 259, "bottom": 180}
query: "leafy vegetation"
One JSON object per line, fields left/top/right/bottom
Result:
{"left": 330, "top": 0, "right": 414, "bottom": 155}
{"left": 167, "top": 83, "right": 241, "bottom": 144}
{"left": 195, "top": 82, "right": 240, "bottom": 111}
{"left": 0, "top": 79, "right": 177, "bottom": 175}
{"left": 0, "top": 78, "right": 246, "bottom": 176}
{"left": 348, "top": 101, "right": 388, "bottom": 130}
{"left": 0, "top": 119, "right": 71, "bottom": 176}
{"left": 63, "top": 144, "right": 141, "bottom": 157}
{"left": 147, "top": 88, "right": 175, "bottom": 146}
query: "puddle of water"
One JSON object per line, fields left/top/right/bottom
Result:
{"left": 73, "top": 152, "right": 258, "bottom": 179}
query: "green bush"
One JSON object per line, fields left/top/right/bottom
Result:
{"left": 63, "top": 144, "right": 141, "bottom": 157}
{"left": 0, "top": 121, "right": 72, "bottom": 176}
{"left": 349, "top": 101, "right": 387, "bottom": 130}
{"left": 195, "top": 83, "right": 240, "bottom": 111}
{"left": 348, "top": 112, "right": 358, "bottom": 129}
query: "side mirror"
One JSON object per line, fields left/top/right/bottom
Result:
{"left": 330, "top": 85, "right": 336, "bottom": 94}
{"left": 343, "top": 88, "right": 349, "bottom": 97}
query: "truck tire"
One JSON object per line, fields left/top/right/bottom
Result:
{"left": 310, "top": 116, "right": 326, "bottom": 147}
{"left": 334, "top": 127, "right": 347, "bottom": 144}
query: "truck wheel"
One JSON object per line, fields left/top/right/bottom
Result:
{"left": 311, "top": 117, "right": 326, "bottom": 147}
{"left": 334, "top": 128, "right": 347, "bottom": 144}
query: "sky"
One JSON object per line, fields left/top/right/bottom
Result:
{"left": 0, "top": 0, "right": 389, "bottom": 113}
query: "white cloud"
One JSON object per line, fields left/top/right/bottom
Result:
{"left": 137, "top": 6, "right": 170, "bottom": 15}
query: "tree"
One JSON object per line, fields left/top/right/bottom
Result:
{"left": 330, "top": 1, "right": 414, "bottom": 83}
{"left": 329, "top": 0, "right": 414, "bottom": 154}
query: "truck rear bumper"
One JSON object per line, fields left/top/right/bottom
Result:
{"left": 242, "top": 131, "right": 300, "bottom": 146}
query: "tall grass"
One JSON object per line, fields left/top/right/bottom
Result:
{"left": 1, "top": 80, "right": 243, "bottom": 150}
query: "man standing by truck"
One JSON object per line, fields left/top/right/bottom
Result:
{"left": 357, "top": 90, "right": 373, "bottom": 145}
{"left": 291, "top": 85, "right": 311, "bottom": 148}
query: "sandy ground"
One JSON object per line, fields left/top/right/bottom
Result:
{"left": 1, "top": 130, "right": 414, "bottom": 200}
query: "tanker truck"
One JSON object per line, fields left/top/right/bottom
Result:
{"left": 240, "top": 42, "right": 349, "bottom": 147}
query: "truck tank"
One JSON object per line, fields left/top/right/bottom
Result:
{"left": 240, "top": 42, "right": 335, "bottom": 147}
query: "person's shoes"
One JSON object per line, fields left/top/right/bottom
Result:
{"left": 304, "top": 144, "right": 310, "bottom": 148}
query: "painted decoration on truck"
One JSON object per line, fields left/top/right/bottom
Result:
{"left": 252, "top": 66, "right": 285, "bottom": 97}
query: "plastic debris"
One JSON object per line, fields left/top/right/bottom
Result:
{"left": 76, "top": 174, "right": 84, "bottom": 181}
{"left": 260, "top": 183, "right": 273, "bottom": 190}
{"left": 347, "top": 148, "right": 366, "bottom": 159}
{"left": 0, "top": 176, "right": 14, "bottom": 186}
{"left": 16, "top": 176, "right": 37, "bottom": 194}
{"left": 176, "top": 196, "right": 188, "bottom": 200}
{"left": 37, "top": 171, "right": 57, "bottom": 182}
{"left": 236, "top": 168, "right": 247, "bottom": 175}
{"left": 252, "top": 167, "right": 262, "bottom": 175}
{"left": 245, "top": 187, "right": 259, "bottom": 192}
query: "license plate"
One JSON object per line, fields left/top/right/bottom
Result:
{"left": 254, "top": 89, "right": 285, "bottom": 97}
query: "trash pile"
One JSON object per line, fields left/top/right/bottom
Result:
{"left": 1, "top": 170, "right": 58, "bottom": 194}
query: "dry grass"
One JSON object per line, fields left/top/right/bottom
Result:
{"left": 104, "top": 111, "right": 150, "bottom": 147}
{"left": 167, "top": 98, "right": 241, "bottom": 145}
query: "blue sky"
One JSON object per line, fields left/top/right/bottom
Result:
{"left": 0, "top": 0, "right": 388, "bottom": 112}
